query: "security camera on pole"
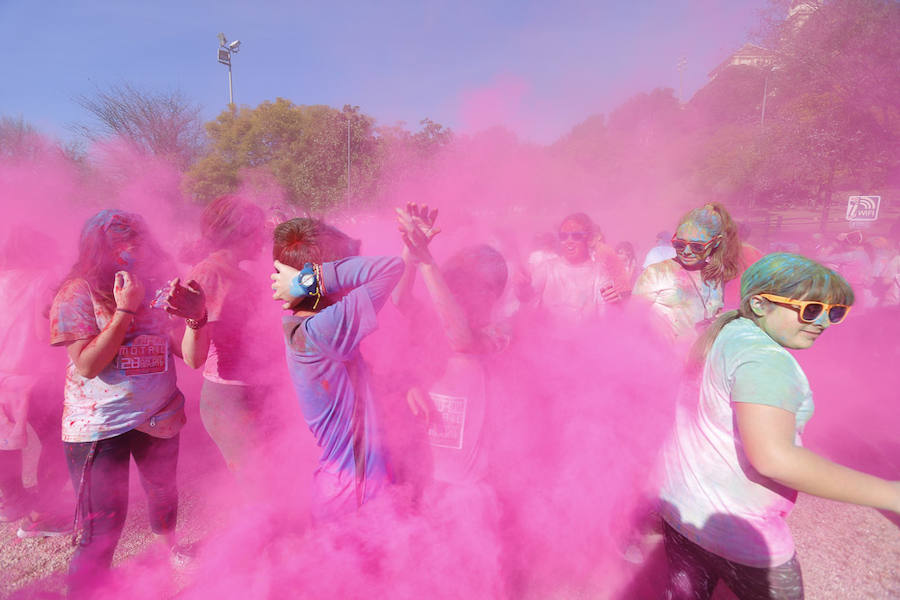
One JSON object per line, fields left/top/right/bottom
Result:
{"left": 217, "top": 32, "right": 241, "bottom": 106}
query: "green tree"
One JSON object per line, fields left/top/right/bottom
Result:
{"left": 186, "top": 100, "right": 380, "bottom": 212}
{"left": 761, "top": 0, "right": 900, "bottom": 205}
{"left": 186, "top": 100, "right": 452, "bottom": 213}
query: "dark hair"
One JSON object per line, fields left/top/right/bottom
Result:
{"left": 442, "top": 244, "right": 508, "bottom": 299}
{"left": 442, "top": 244, "right": 507, "bottom": 325}
{"left": 272, "top": 218, "right": 361, "bottom": 269}
{"left": 201, "top": 196, "right": 265, "bottom": 251}
{"left": 688, "top": 253, "right": 854, "bottom": 367}
{"left": 64, "top": 210, "right": 170, "bottom": 309}
{"left": 560, "top": 212, "right": 595, "bottom": 236}
{"left": 615, "top": 241, "right": 635, "bottom": 260}
{"left": 272, "top": 218, "right": 361, "bottom": 311}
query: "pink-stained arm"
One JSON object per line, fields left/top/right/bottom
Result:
{"left": 418, "top": 261, "right": 479, "bottom": 353}
{"left": 66, "top": 312, "right": 134, "bottom": 379}
{"left": 180, "top": 322, "right": 210, "bottom": 369}
{"left": 66, "top": 270, "right": 146, "bottom": 379}
{"left": 391, "top": 245, "right": 419, "bottom": 315}
{"left": 735, "top": 402, "right": 900, "bottom": 513}
{"left": 165, "top": 278, "right": 210, "bottom": 369}
{"left": 396, "top": 202, "right": 479, "bottom": 352}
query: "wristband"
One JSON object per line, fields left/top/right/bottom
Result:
{"left": 289, "top": 263, "right": 320, "bottom": 299}
{"left": 185, "top": 309, "right": 208, "bottom": 330}
{"left": 116, "top": 308, "right": 136, "bottom": 315}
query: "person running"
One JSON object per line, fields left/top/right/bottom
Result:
{"left": 270, "top": 218, "right": 402, "bottom": 522}
{"left": 658, "top": 253, "right": 900, "bottom": 600}
{"left": 50, "top": 210, "right": 207, "bottom": 598}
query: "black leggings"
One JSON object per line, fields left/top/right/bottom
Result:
{"left": 64, "top": 429, "right": 179, "bottom": 598}
{"left": 663, "top": 521, "right": 804, "bottom": 600}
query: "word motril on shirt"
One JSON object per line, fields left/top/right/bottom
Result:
{"left": 116, "top": 335, "right": 168, "bottom": 375}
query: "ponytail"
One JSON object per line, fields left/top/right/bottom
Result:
{"left": 687, "top": 309, "right": 742, "bottom": 372}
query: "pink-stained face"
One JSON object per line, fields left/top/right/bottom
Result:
{"left": 558, "top": 219, "right": 591, "bottom": 264}
{"left": 673, "top": 221, "right": 720, "bottom": 267}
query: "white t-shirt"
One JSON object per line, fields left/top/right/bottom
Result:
{"left": 526, "top": 251, "right": 614, "bottom": 325}
{"left": 659, "top": 317, "right": 814, "bottom": 568}
{"left": 633, "top": 259, "right": 724, "bottom": 345}
{"left": 50, "top": 279, "right": 178, "bottom": 442}
{"left": 642, "top": 244, "right": 677, "bottom": 269}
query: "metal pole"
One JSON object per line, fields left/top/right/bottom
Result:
{"left": 760, "top": 69, "right": 769, "bottom": 127}
{"left": 346, "top": 116, "right": 351, "bottom": 208}
{"left": 228, "top": 62, "right": 234, "bottom": 106}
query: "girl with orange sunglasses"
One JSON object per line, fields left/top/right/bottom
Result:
{"left": 657, "top": 253, "right": 900, "bottom": 599}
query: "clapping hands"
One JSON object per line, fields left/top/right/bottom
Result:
{"left": 396, "top": 202, "right": 441, "bottom": 264}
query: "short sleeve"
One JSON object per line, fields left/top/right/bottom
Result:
{"left": 188, "top": 262, "right": 226, "bottom": 321}
{"left": 731, "top": 347, "right": 806, "bottom": 414}
{"left": 49, "top": 280, "right": 100, "bottom": 346}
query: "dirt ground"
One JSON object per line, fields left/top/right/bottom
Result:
{"left": 2, "top": 466, "right": 898, "bottom": 599}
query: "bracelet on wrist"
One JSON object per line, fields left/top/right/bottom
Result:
{"left": 116, "top": 308, "right": 136, "bottom": 316}
{"left": 185, "top": 309, "right": 208, "bottom": 330}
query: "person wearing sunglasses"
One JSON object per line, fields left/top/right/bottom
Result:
{"left": 633, "top": 203, "right": 744, "bottom": 346}
{"left": 658, "top": 253, "right": 900, "bottom": 600}
{"left": 516, "top": 212, "right": 621, "bottom": 326}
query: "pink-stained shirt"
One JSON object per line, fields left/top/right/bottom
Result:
{"left": 526, "top": 250, "right": 615, "bottom": 325}
{"left": 188, "top": 250, "right": 268, "bottom": 385}
{"left": 659, "top": 317, "right": 814, "bottom": 568}
{"left": 633, "top": 259, "right": 724, "bottom": 345}
{"left": 50, "top": 279, "right": 177, "bottom": 442}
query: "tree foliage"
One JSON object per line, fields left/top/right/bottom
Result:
{"left": 73, "top": 83, "right": 206, "bottom": 169}
{"left": 689, "top": 0, "right": 900, "bottom": 208}
{"left": 185, "top": 99, "right": 452, "bottom": 213}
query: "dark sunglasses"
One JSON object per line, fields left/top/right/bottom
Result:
{"left": 758, "top": 294, "right": 851, "bottom": 324}
{"left": 671, "top": 236, "right": 720, "bottom": 255}
{"left": 559, "top": 231, "right": 589, "bottom": 242}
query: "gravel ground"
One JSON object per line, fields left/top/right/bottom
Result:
{"left": 2, "top": 474, "right": 898, "bottom": 599}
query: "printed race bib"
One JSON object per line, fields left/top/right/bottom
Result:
{"left": 116, "top": 335, "right": 168, "bottom": 376}
{"left": 427, "top": 393, "right": 467, "bottom": 450}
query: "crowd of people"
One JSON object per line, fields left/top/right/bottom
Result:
{"left": 1, "top": 196, "right": 899, "bottom": 599}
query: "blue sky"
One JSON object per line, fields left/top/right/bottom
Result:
{"left": 0, "top": 0, "right": 767, "bottom": 144}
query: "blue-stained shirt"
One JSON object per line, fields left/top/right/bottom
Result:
{"left": 282, "top": 256, "right": 402, "bottom": 521}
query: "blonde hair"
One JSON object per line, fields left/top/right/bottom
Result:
{"left": 676, "top": 203, "right": 741, "bottom": 284}
{"left": 688, "top": 253, "right": 854, "bottom": 367}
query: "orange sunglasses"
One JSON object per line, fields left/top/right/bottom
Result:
{"left": 758, "top": 294, "right": 852, "bottom": 324}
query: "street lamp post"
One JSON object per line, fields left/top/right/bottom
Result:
{"left": 347, "top": 114, "right": 351, "bottom": 208}
{"left": 216, "top": 33, "right": 241, "bottom": 106}
{"left": 760, "top": 66, "right": 776, "bottom": 127}
{"left": 676, "top": 57, "right": 688, "bottom": 104}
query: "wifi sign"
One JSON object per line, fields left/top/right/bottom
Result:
{"left": 846, "top": 196, "right": 881, "bottom": 221}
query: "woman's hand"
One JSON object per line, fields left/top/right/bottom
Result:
{"left": 406, "top": 387, "right": 432, "bottom": 427}
{"left": 600, "top": 283, "right": 621, "bottom": 303}
{"left": 396, "top": 202, "right": 440, "bottom": 264}
{"left": 162, "top": 278, "right": 206, "bottom": 320}
{"left": 271, "top": 260, "right": 301, "bottom": 310}
{"left": 114, "top": 271, "right": 145, "bottom": 312}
